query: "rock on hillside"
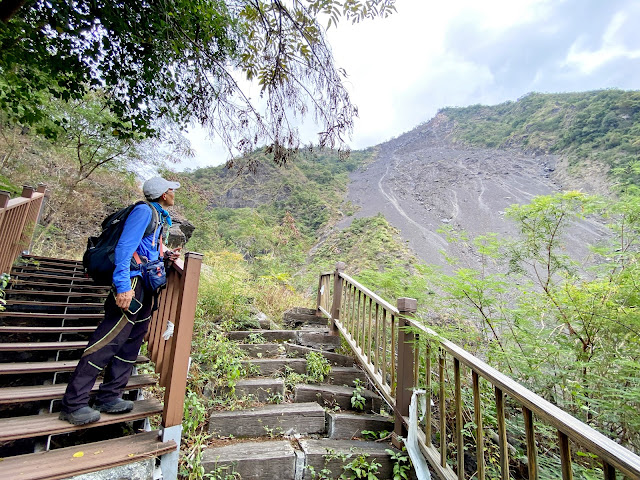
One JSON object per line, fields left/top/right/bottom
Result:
{"left": 339, "top": 113, "right": 610, "bottom": 270}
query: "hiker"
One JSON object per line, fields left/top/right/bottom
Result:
{"left": 59, "top": 176, "right": 182, "bottom": 425}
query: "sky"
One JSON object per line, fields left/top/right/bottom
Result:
{"left": 182, "top": 0, "right": 640, "bottom": 169}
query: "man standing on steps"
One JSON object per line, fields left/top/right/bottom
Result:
{"left": 59, "top": 176, "right": 182, "bottom": 425}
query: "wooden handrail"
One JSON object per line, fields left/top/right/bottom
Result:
{"left": 317, "top": 263, "right": 640, "bottom": 479}
{"left": 145, "top": 252, "right": 202, "bottom": 428}
{"left": 0, "top": 184, "right": 47, "bottom": 275}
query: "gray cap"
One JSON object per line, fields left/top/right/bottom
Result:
{"left": 143, "top": 176, "right": 180, "bottom": 200}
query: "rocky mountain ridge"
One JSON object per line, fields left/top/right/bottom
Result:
{"left": 336, "top": 113, "right": 610, "bottom": 270}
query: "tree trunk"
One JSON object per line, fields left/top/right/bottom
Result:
{"left": 0, "top": 0, "right": 27, "bottom": 24}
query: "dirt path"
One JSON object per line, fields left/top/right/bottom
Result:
{"left": 338, "top": 116, "right": 607, "bottom": 270}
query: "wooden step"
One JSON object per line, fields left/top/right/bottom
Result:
{"left": 0, "top": 341, "right": 87, "bottom": 352}
{"left": 0, "top": 355, "right": 149, "bottom": 375}
{"left": 283, "top": 306, "right": 328, "bottom": 328}
{"left": 4, "top": 289, "right": 108, "bottom": 298}
{"left": 206, "top": 377, "right": 285, "bottom": 403}
{"left": 10, "top": 273, "right": 93, "bottom": 283}
{"left": 9, "top": 280, "right": 108, "bottom": 291}
{"left": 0, "top": 312, "right": 103, "bottom": 320}
{"left": 236, "top": 343, "right": 284, "bottom": 358}
{"left": 227, "top": 330, "right": 297, "bottom": 343}
{"left": 0, "top": 398, "right": 163, "bottom": 441}
{"left": 4, "top": 299, "right": 104, "bottom": 308}
{"left": 208, "top": 402, "right": 325, "bottom": 438}
{"left": 21, "top": 254, "right": 82, "bottom": 266}
{"left": 0, "top": 374, "right": 156, "bottom": 404}
{"left": 242, "top": 358, "right": 307, "bottom": 376}
{"left": 326, "top": 366, "right": 367, "bottom": 386}
{"left": 284, "top": 343, "right": 355, "bottom": 367}
{"left": 300, "top": 438, "right": 400, "bottom": 480}
{"left": 12, "top": 265, "right": 86, "bottom": 276}
{"left": 0, "top": 325, "right": 96, "bottom": 334}
{"left": 326, "top": 411, "right": 394, "bottom": 439}
{"left": 294, "top": 384, "right": 382, "bottom": 412}
{"left": 14, "top": 263, "right": 83, "bottom": 273}
{"left": 0, "top": 430, "right": 175, "bottom": 480}
{"left": 202, "top": 440, "right": 296, "bottom": 479}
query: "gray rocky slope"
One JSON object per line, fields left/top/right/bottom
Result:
{"left": 337, "top": 113, "right": 610, "bottom": 271}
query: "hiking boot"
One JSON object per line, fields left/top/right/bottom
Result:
{"left": 95, "top": 398, "right": 134, "bottom": 413}
{"left": 59, "top": 406, "right": 101, "bottom": 425}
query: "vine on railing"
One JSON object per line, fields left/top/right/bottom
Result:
{"left": 317, "top": 262, "right": 640, "bottom": 480}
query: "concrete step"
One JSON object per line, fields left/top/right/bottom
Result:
{"left": 300, "top": 438, "right": 401, "bottom": 480}
{"left": 208, "top": 402, "right": 326, "bottom": 438}
{"left": 284, "top": 343, "right": 354, "bottom": 367}
{"left": 283, "top": 307, "right": 328, "bottom": 329}
{"left": 204, "top": 378, "right": 285, "bottom": 403}
{"left": 202, "top": 440, "right": 299, "bottom": 480}
{"left": 294, "top": 384, "right": 382, "bottom": 412}
{"left": 326, "top": 411, "right": 394, "bottom": 440}
{"left": 243, "top": 358, "right": 307, "bottom": 376}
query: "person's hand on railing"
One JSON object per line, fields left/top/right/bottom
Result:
{"left": 164, "top": 247, "right": 182, "bottom": 267}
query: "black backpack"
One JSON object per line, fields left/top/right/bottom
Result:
{"left": 83, "top": 201, "right": 160, "bottom": 285}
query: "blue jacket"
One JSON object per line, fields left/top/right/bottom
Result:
{"left": 112, "top": 203, "right": 165, "bottom": 293}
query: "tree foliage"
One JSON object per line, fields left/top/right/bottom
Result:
{"left": 429, "top": 192, "right": 640, "bottom": 451}
{"left": 0, "top": 0, "right": 396, "bottom": 163}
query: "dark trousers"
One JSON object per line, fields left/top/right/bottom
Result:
{"left": 61, "top": 277, "right": 153, "bottom": 413}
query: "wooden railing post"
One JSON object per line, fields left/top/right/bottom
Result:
{"left": 0, "top": 191, "right": 10, "bottom": 274}
{"left": 329, "top": 261, "right": 345, "bottom": 336}
{"left": 393, "top": 297, "right": 417, "bottom": 448}
{"left": 162, "top": 251, "right": 203, "bottom": 428}
{"left": 0, "top": 190, "right": 10, "bottom": 209}
{"left": 21, "top": 185, "right": 35, "bottom": 198}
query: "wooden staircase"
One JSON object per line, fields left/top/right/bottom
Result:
{"left": 201, "top": 307, "right": 418, "bottom": 480}
{"left": 0, "top": 254, "right": 175, "bottom": 480}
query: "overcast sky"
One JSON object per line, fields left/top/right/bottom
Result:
{"left": 182, "top": 0, "right": 640, "bottom": 169}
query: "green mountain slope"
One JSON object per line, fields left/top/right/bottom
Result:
{"left": 441, "top": 89, "right": 640, "bottom": 192}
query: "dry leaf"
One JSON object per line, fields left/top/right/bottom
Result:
{"left": 128, "top": 453, "right": 135, "bottom": 458}
{"left": 73, "top": 451, "right": 84, "bottom": 458}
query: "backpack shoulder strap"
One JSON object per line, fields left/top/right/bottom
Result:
{"left": 141, "top": 201, "right": 160, "bottom": 239}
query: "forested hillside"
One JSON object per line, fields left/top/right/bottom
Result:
{"left": 2, "top": 89, "right": 640, "bottom": 475}
{"left": 441, "top": 89, "right": 640, "bottom": 192}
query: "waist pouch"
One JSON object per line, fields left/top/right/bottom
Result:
{"left": 141, "top": 258, "right": 167, "bottom": 292}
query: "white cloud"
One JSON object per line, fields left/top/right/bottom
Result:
{"left": 564, "top": 10, "right": 640, "bottom": 74}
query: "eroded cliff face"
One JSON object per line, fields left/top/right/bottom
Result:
{"left": 338, "top": 113, "right": 610, "bottom": 270}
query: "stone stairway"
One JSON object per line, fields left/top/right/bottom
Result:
{"left": 0, "top": 255, "right": 174, "bottom": 479}
{"left": 201, "top": 308, "right": 416, "bottom": 480}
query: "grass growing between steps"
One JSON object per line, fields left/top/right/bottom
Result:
{"left": 179, "top": 251, "right": 317, "bottom": 478}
